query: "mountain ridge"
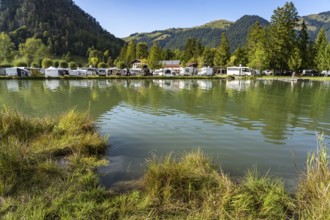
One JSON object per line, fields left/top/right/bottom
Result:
{"left": 0, "top": 0, "right": 124, "bottom": 59}
{"left": 123, "top": 11, "right": 330, "bottom": 52}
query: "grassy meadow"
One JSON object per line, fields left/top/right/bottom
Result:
{"left": 0, "top": 108, "right": 329, "bottom": 219}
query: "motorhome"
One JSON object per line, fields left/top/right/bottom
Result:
{"left": 227, "top": 66, "right": 252, "bottom": 76}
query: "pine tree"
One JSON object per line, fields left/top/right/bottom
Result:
{"left": 245, "top": 21, "right": 267, "bottom": 66}
{"left": 288, "top": 46, "right": 302, "bottom": 73}
{"left": 298, "top": 21, "right": 309, "bottom": 70}
{"left": 136, "top": 42, "right": 148, "bottom": 59}
{"left": 148, "top": 41, "right": 162, "bottom": 69}
{"left": 268, "top": 2, "right": 298, "bottom": 73}
{"left": 126, "top": 40, "right": 136, "bottom": 65}
{"left": 314, "top": 28, "right": 328, "bottom": 71}
{"left": 214, "top": 33, "right": 230, "bottom": 67}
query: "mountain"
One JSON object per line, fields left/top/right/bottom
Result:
{"left": 0, "top": 0, "right": 124, "bottom": 58}
{"left": 124, "top": 12, "right": 330, "bottom": 52}
{"left": 301, "top": 11, "right": 330, "bottom": 40}
{"left": 124, "top": 15, "right": 269, "bottom": 52}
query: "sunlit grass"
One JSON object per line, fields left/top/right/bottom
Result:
{"left": 296, "top": 134, "right": 330, "bottom": 219}
{"left": 0, "top": 108, "right": 329, "bottom": 219}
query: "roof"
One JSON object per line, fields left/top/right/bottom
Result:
{"left": 130, "top": 59, "right": 142, "bottom": 64}
{"left": 159, "top": 60, "right": 180, "bottom": 65}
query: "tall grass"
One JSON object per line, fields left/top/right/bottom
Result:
{"left": 1, "top": 108, "right": 329, "bottom": 219}
{"left": 296, "top": 133, "right": 330, "bottom": 219}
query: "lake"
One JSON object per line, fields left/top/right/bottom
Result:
{"left": 1, "top": 79, "right": 330, "bottom": 190}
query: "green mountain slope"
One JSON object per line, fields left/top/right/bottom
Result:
{"left": 302, "top": 11, "right": 330, "bottom": 40}
{"left": 124, "top": 12, "right": 330, "bottom": 52}
{"left": 124, "top": 15, "right": 269, "bottom": 52}
{"left": 0, "top": 0, "right": 124, "bottom": 58}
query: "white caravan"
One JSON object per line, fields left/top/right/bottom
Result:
{"left": 197, "top": 67, "right": 213, "bottom": 76}
{"left": 5, "top": 67, "right": 31, "bottom": 77}
{"left": 227, "top": 66, "right": 253, "bottom": 76}
{"left": 179, "top": 67, "right": 195, "bottom": 76}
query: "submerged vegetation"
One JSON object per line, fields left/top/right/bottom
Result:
{"left": 0, "top": 109, "right": 329, "bottom": 219}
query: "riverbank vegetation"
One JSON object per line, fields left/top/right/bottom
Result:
{"left": 0, "top": 109, "right": 329, "bottom": 219}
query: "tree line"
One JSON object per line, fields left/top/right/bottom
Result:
{"left": 115, "top": 2, "right": 330, "bottom": 74}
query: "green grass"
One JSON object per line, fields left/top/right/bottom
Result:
{"left": 0, "top": 109, "right": 329, "bottom": 219}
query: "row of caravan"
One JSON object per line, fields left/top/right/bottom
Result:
{"left": 1, "top": 66, "right": 255, "bottom": 78}
{"left": 153, "top": 67, "right": 213, "bottom": 76}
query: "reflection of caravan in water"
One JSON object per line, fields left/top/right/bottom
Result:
{"left": 227, "top": 66, "right": 252, "bottom": 76}
{"left": 226, "top": 80, "right": 251, "bottom": 91}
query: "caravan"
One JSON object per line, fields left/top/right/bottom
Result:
{"left": 197, "top": 67, "right": 213, "bottom": 76}
{"left": 5, "top": 67, "right": 31, "bottom": 77}
{"left": 227, "top": 66, "right": 253, "bottom": 76}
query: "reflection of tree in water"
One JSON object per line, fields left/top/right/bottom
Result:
{"left": 0, "top": 79, "right": 329, "bottom": 141}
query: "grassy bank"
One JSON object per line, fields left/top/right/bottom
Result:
{"left": 0, "top": 109, "right": 329, "bottom": 219}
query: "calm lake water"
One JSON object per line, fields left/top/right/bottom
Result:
{"left": 1, "top": 79, "right": 330, "bottom": 190}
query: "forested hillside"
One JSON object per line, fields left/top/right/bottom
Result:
{"left": 124, "top": 12, "right": 330, "bottom": 52}
{"left": 0, "top": 0, "right": 124, "bottom": 59}
{"left": 124, "top": 15, "right": 269, "bottom": 52}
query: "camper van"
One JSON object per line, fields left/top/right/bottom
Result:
{"left": 227, "top": 66, "right": 252, "bottom": 76}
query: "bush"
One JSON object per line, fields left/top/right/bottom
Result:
{"left": 31, "top": 62, "right": 40, "bottom": 68}
{"left": 0, "top": 62, "right": 13, "bottom": 68}
{"left": 53, "top": 60, "right": 60, "bottom": 68}
{"left": 59, "top": 60, "right": 68, "bottom": 68}
{"left": 42, "top": 58, "right": 53, "bottom": 68}
{"left": 97, "top": 62, "right": 108, "bottom": 68}
{"left": 13, "top": 59, "right": 28, "bottom": 67}
{"left": 69, "top": 62, "right": 78, "bottom": 70}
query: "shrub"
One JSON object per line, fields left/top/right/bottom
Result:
{"left": 59, "top": 60, "right": 68, "bottom": 68}
{"left": 98, "top": 62, "right": 108, "bottom": 68}
{"left": 69, "top": 61, "right": 78, "bottom": 70}
{"left": 53, "top": 60, "right": 60, "bottom": 68}
{"left": 42, "top": 58, "right": 53, "bottom": 68}
{"left": 31, "top": 62, "right": 40, "bottom": 68}
{"left": 13, "top": 59, "right": 28, "bottom": 67}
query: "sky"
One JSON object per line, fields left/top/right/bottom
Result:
{"left": 73, "top": 0, "right": 330, "bottom": 38}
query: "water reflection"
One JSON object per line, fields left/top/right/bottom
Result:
{"left": 0, "top": 79, "right": 330, "bottom": 189}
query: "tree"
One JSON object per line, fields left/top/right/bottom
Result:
{"left": 126, "top": 40, "right": 136, "bottom": 65}
{"left": 288, "top": 47, "right": 302, "bottom": 73}
{"left": 98, "top": 62, "right": 108, "bottom": 68}
{"left": 245, "top": 21, "right": 268, "bottom": 66}
{"left": 323, "top": 44, "right": 330, "bottom": 72}
{"left": 248, "top": 42, "right": 268, "bottom": 73}
{"left": 202, "top": 47, "right": 215, "bottom": 67}
{"left": 314, "top": 28, "right": 328, "bottom": 71}
{"left": 298, "top": 21, "right": 310, "bottom": 70}
{"left": 268, "top": 2, "right": 298, "bottom": 73}
{"left": 148, "top": 41, "right": 162, "bottom": 69}
{"left": 126, "top": 40, "right": 136, "bottom": 63}
{"left": 114, "top": 44, "right": 128, "bottom": 68}
{"left": 214, "top": 33, "right": 230, "bottom": 67}
{"left": 0, "top": 32, "right": 14, "bottom": 62}
{"left": 19, "top": 37, "right": 50, "bottom": 66}
{"left": 228, "top": 46, "right": 248, "bottom": 66}
{"left": 136, "top": 42, "right": 148, "bottom": 59}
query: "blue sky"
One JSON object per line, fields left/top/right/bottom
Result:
{"left": 73, "top": 0, "right": 330, "bottom": 38}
